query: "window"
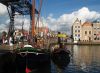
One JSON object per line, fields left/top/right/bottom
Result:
{"left": 78, "top": 30, "right": 80, "bottom": 32}
{"left": 94, "top": 38, "right": 96, "bottom": 40}
{"left": 78, "top": 26, "right": 80, "bottom": 28}
{"left": 78, "top": 34, "right": 80, "bottom": 37}
{"left": 89, "top": 31, "right": 91, "bottom": 34}
{"left": 85, "top": 31, "right": 87, "bottom": 35}
{"left": 75, "top": 26, "right": 77, "bottom": 28}
{"left": 75, "top": 34, "right": 77, "bottom": 36}
{"left": 75, "top": 30, "right": 77, "bottom": 32}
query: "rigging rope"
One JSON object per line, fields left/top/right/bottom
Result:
{"left": 35, "top": 0, "right": 43, "bottom": 35}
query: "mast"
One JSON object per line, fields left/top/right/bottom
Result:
{"left": 32, "top": 0, "right": 35, "bottom": 37}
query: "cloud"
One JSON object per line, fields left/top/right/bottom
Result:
{"left": 0, "top": 6, "right": 100, "bottom": 35}
{"left": 0, "top": 15, "right": 47, "bottom": 32}
{"left": 0, "top": 24, "right": 8, "bottom": 32}
{"left": 0, "top": 3, "right": 7, "bottom": 15}
{"left": 46, "top": 7, "right": 100, "bottom": 35}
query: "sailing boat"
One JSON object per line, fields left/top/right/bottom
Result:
{"left": 0, "top": 0, "right": 50, "bottom": 73}
{"left": 15, "top": 1, "right": 50, "bottom": 72}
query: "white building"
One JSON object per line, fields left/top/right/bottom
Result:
{"left": 72, "top": 18, "right": 82, "bottom": 43}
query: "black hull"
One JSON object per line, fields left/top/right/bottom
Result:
{"left": 51, "top": 50, "right": 70, "bottom": 69}
{"left": 0, "top": 51, "right": 51, "bottom": 73}
{"left": 16, "top": 52, "right": 51, "bottom": 73}
{"left": 0, "top": 52, "right": 16, "bottom": 73}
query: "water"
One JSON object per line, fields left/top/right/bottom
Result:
{"left": 60, "top": 45, "right": 100, "bottom": 73}
{"left": 0, "top": 45, "right": 100, "bottom": 73}
{"left": 51, "top": 45, "right": 100, "bottom": 73}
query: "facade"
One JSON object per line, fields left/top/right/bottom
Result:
{"left": 93, "top": 21, "right": 100, "bottom": 42}
{"left": 81, "top": 22, "right": 93, "bottom": 41}
{"left": 72, "top": 19, "right": 100, "bottom": 43}
{"left": 72, "top": 18, "right": 82, "bottom": 43}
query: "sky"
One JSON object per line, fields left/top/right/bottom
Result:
{"left": 0, "top": 0, "right": 100, "bottom": 35}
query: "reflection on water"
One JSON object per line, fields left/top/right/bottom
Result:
{"left": 65, "top": 45, "right": 100, "bottom": 73}
{"left": 0, "top": 45, "right": 100, "bottom": 73}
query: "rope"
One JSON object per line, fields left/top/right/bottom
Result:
{"left": 35, "top": 0, "right": 43, "bottom": 35}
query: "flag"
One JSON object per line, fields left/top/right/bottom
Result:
{"left": 25, "top": 67, "right": 32, "bottom": 73}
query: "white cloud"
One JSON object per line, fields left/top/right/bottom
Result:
{"left": 0, "top": 15, "right": 48, "bottom": 32}
{"left": 0, "top": 6, "right": 100, "bottom": 35}
{"left": 0, "top": 24, "right": 8, "bottom": 32}
{"left": 0, "top": 3, "right": 7, "bottom": 15}
{"left": 46, "top": 7, "right": 100, "bottom": 34}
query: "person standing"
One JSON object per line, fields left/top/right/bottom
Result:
{"left": 9, "top": 36, "right": 13, "bottom": 51}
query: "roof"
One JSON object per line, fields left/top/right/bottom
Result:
{"left": 73, "top": 18, "right": 81, "bottom": 25}
{"left": 82, "top": 21, "right": 92, "bottom": 26}
{"left": 92, "top": 20, "right": 100, "bottom": 23}
{"left": 75, "top": 18, "right": 80, "bottom": 22}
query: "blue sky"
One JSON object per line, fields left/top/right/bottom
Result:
{"left": 0, "top": 0, "right": 100, "bottom": 34}
{"left": 41, "top": 0, "right": 100, "bottom": 18}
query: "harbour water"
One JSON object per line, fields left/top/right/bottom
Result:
{"left": 0, "top": 45, "right": 100, "bottom": 73}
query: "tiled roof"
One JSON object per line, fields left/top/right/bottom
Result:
{"left": 82, "top": 21, "right": 92, "bottom": 26}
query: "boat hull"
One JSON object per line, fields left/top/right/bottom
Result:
{"left": 15, "top": 47, "right": 51, "bottom": 73}
{"left": 51, "top": 50, "right": 70, "bottom": 69}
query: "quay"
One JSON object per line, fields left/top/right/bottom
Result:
{"left": 50, "top": 41, "right": 100, "bottom": 45}
{"left": 66, "top": 42, "right": 100, "bottom": 45}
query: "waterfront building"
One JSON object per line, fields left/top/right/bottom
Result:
{"left": 72, "top": 18, "right": 100, "bottom": 43}
{"left": 92, "top": 20, "right": 100, "bottom": 42}
{"left": 72, "top": 18, "right": 82, "bottom": 43}
{"left": 81, "top": 21, "right": 93, "bottom": 41}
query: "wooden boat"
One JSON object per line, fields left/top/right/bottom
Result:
{"left": 51, "top": 49, "right": 70, "bottom": 69}
{"left": 0, "top": 0, "right": 50, "bottom": 73}
{"left": 51, "top": 32, "right": 70, "bottom": 69}
{"left": 15, "top": 45, "right": 50, "bottom": 73}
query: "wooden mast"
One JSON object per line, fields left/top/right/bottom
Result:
{"left": 32, "top": 0, "right": 35, "bottom": 37}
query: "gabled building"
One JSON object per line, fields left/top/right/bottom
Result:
{"left": 81, "top": 21, "right": 93, "bottom": 41}
{"left": 72, "top": 18, "right": 100, "bottom": 43}
{"left": 72, "top": 18, "right": 82, "bottom": 43}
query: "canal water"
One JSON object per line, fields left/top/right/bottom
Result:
{"left": 0, "top": 45, "right": 100, "bottom": 73}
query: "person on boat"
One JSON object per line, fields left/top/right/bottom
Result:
{"left": 9, "top": 36, "right": 14, "bottom": 50}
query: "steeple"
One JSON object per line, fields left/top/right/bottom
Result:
{"left": 75, "top": 18, "right": 80, "bottom": 22}
{"left": 74, "top": 18, "right": 82, "bottom": 25}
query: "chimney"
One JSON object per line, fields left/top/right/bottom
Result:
{"left": 80, "top": 20, "right": 81, "bottom": 24}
